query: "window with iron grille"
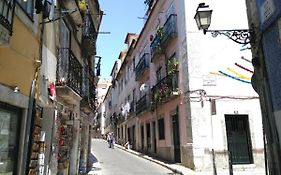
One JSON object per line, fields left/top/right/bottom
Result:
{"left": 0, "top": 0, "right": 15, "bottom": 37}
{"left": 225, "top": 115, "right": 253, "bottom": 164}
{"left": 158, "top": 118, "right": 165, "bottom": 140}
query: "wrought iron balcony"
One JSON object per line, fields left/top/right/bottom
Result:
{"left": 161, "top": 14, "right": 177, "bottom": 47}
{"left": 136, "top": 94, "right": 150, "bottom": 114}
{"left": 60, "top": 0, "right": 83, "bottom": 27}
{"left": 129, "top": 101, "right": 135, "bottom": 114}
{"left": 0, "top": 0, "right": 15, "bottom": 46}
{"left": 80, "top": 75, "right": 96, "bottom": 113}
{"left": 135, "top": 53, "right": 150, "bottom": 81}
{"left": 56, "top": 49, "right": 82, "bottom": 97}
{"left": 151, "top": 72, "right": 179, "bottom": 105}
{"left": 82, "top": 14, "right": 96, "bottom": 55}
{"left": 150, "top": 35, "right": 162, "bottom": 62}
{"left": 89, "top": 80, "right": 97, "bottom": 109}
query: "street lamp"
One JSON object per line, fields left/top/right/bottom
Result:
{"left": 194, "top": 3, "right": 213, "bottom": 33}
{"left": 194, "top": 3, "right": 252, "bottom": 45}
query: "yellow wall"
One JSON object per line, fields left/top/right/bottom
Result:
{"left": 0, "top": 17, "right": 40, "bottom": 96}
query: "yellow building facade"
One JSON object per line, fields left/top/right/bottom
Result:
{"left": 0, "top": 1, "right": 41, "bottom": 174}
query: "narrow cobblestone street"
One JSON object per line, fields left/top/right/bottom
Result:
{"left": 88, "top": 139, "right": 177, "bottom": 175}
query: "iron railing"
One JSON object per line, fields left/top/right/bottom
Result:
{"left": 80, "top": 63, "right": 97, "bottom": 110}
{"left": 151, "top": 72, "right": 179, "bottom": 105}
{"left": 150, "top": 35, "right": 162, "bottom": 62}
{"left": 0, "top": 0, "right": 15, "bottom": 35}
{"left": 161, "top": 14, "right": 177, "bottom": 46}
{"left": 56, "top": 48, "right": 82, "bottom": 95}
{"left": 89, "top": 80, "right": 96, "bottom": 109}
{"left": 136, "top": 94, "right": 150, "bottom": 114}
{"left": 135, "top": 53, "right": 150, "bottom": 80}
{"left": 82, "top": 13, "right": 96, "bottom": 56}
{"left": 130, "top": 101, "right": 135, "bottom": 113}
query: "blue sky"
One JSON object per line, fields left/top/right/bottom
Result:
{"left": 97, "top": 0, "right": 147, "bottom": 79}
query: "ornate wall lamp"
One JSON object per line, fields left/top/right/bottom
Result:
{"left": 194, "top": 3, "right": 252, "bottom": 45}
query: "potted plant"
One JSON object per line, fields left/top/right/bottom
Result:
{"left": 171, "top": 88, "right": 181, "bottom": 96}
{"left": 156, "top": 26, "right": 164, "bottom": 38}
{"left": 154, "top": 89, "right": 161, "bottom": 103}
{"left": 168, "top": 58, "right": 179, "bottom": 75}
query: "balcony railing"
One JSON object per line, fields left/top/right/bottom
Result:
{"left": 151, "top": 72, "right": 179, "bottom": 105}
{"left": 56, "top": 49, "right": 82, "bottom": 96}
{"left": 129, "top": 101, "right": 135, "bottom": 114}
{"left": 150, "top": 35, "right": 162, "bottom": 62}
{"left": 135, "top": 53, "right": 150, "bottom": 80}
{"left": 150, "top": 14, "right": 177, "bottom": 62}
{"left": 82, "top": 14, "right": 96, "bottom": 56}
{"left": 136, "top": 94, "right": 150, "bottom": 114}
{"left": 81, "top": 80, "right": 96, "bottom": 111}
{"left": 161, "top": 14, "right": 177, "bottom": 47}
{"left": 89, "top": 80, "right": 96, "bottom": 109}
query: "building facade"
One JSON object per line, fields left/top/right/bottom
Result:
{"left": 94, "top": 78, "right": 111, "bottom": 137}
{"left": 0, "top": 0, "right": 102, "bottom": 174}
{"left": 0, "top": 0, "right": 41, "bottom": 174}
{"left": 246, "top": 0, "right": 281, "bottom": 173}
{"left": 101, "top": 0, "right": 265, "bottom": 173}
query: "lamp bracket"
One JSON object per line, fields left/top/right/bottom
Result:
{"left": 204, "top": 29, "right": 251, "bottom": 45}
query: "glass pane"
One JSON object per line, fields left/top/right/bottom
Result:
{"left": 0, "top": 109, "right": 19, "bottom": 174}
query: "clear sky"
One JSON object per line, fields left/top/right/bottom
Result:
{"left": 97, "top": 0, "right": 147, "bottom": 79}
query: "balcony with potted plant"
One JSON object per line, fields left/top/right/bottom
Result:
{"left": 151, "top": 71, "right": 179, "bottom": 106}
{"left": 150, "top": 27, "right": 164, "bottom": 62}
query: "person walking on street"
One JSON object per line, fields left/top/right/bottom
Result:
{"left": 107, "top": 132, "right": 114, "bottom": 148}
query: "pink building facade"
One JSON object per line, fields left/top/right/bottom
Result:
{"left": 102, "top": 0, "right": 265, "bottom": 173}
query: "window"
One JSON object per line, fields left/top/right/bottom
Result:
{"left": 0, "top": 0, "right": 15, "bottom": 40}
{"left": 146, "top": 123, "right": 151, "bottom": 149}
{"left": 158, "top": 118, "right": 165, "bottom": 140}
{"left": 225, "top": 115, "right": 253, "bottom": 164}
{"left": 16, "top": 0, "right": 34, "bottom": 18}
{"left": 156, "top": 67, "right": 162, "bottom": 82}
{"left": 0, "top": 103, "right": 21, "bottom": 174}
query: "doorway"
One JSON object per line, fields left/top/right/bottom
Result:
{"left": 225, "top": 115, "right": 253, "bottom": 164}
{"left": 172, "top": 113, "right": 181, "bottom": 163}
{"left": 152, "top": 121, "right": 157, "bottom": 153}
